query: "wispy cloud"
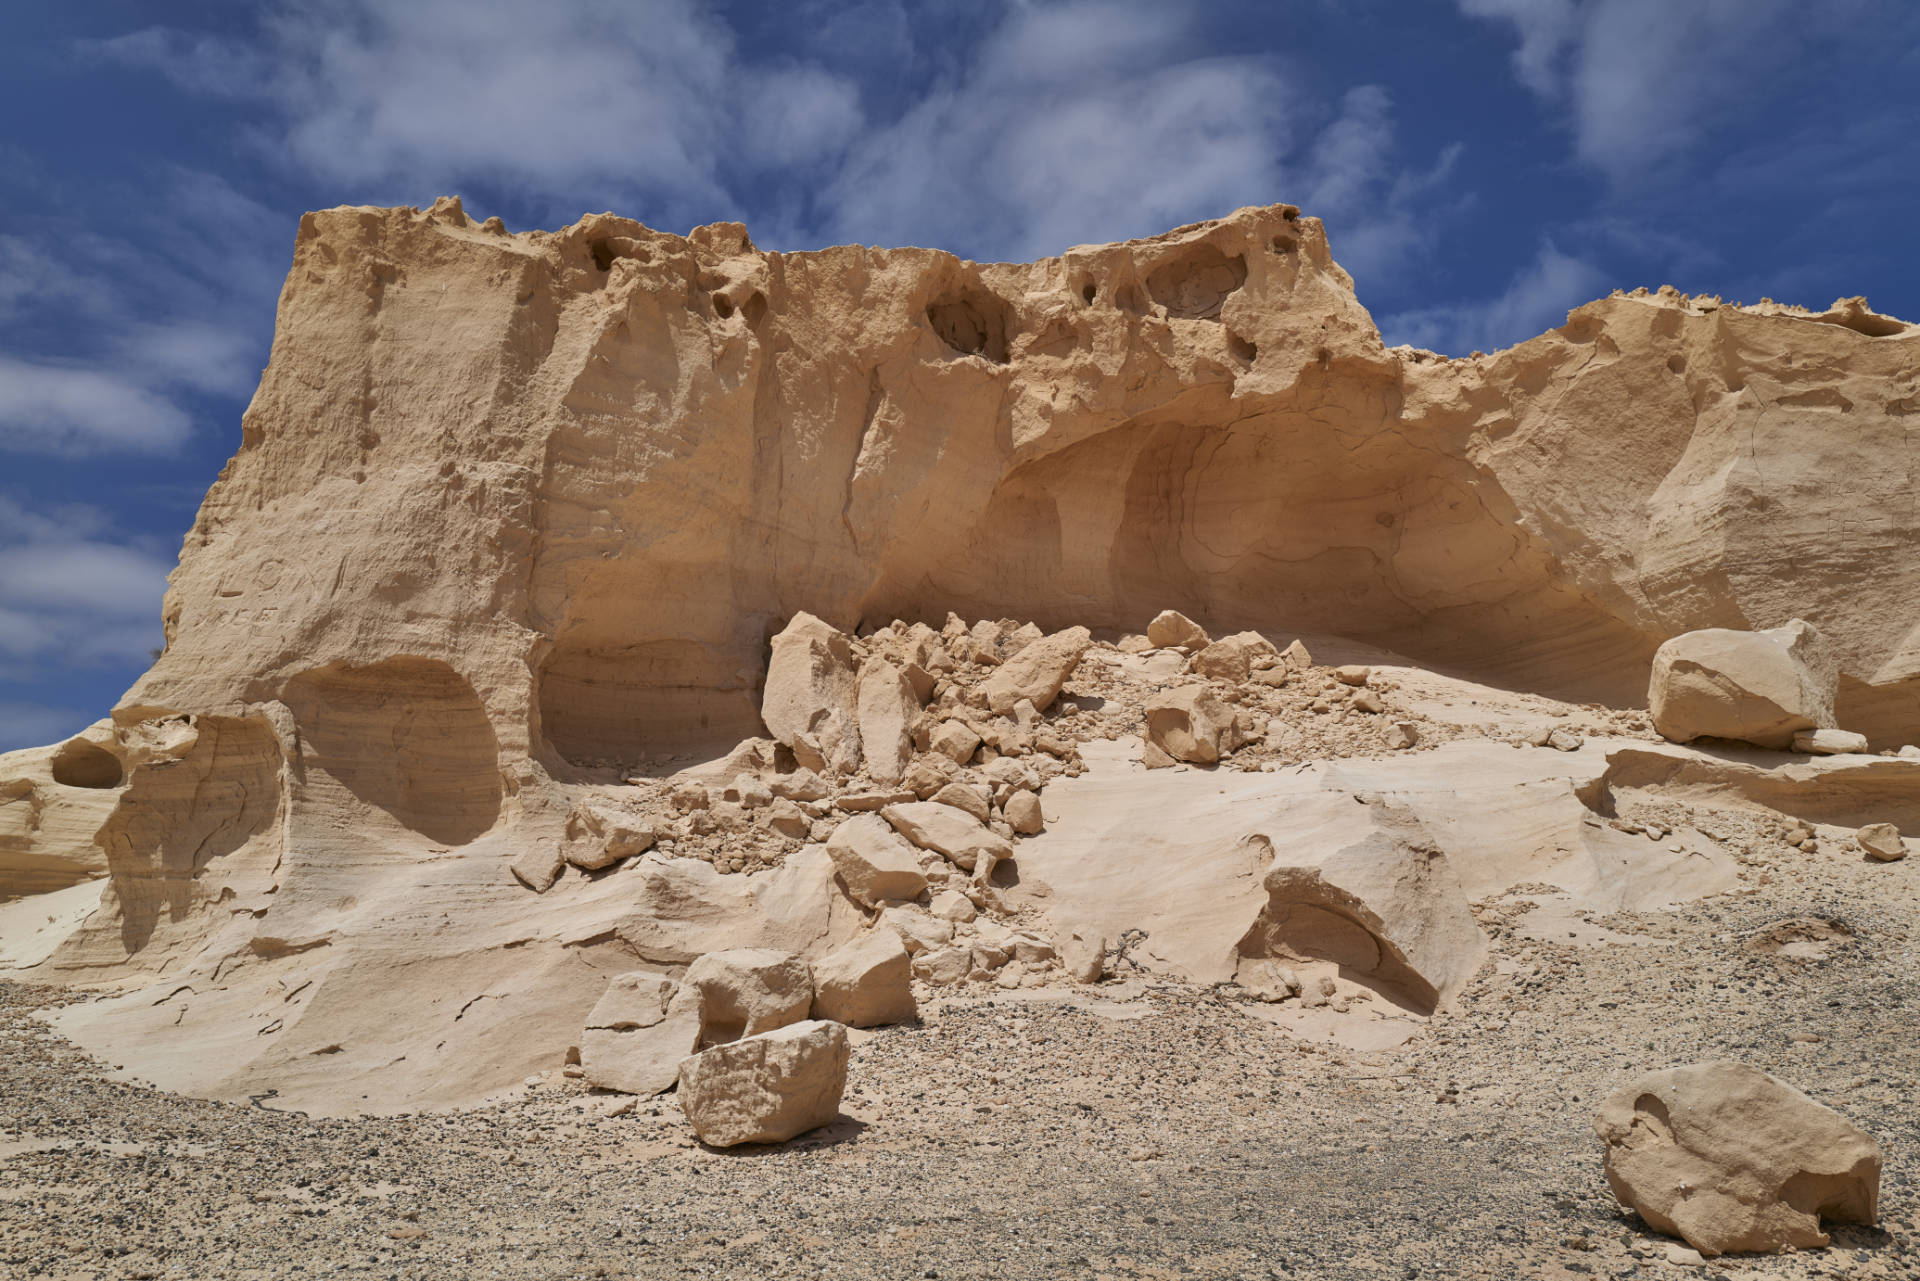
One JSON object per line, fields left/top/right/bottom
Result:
{"left": 1381, "top": 243, "right": 1607, "bottom": 355}
{"left": 0, "top": 494, "right": 171, "bottom": 673}
{"left": 94, "top": 1, "right": 1462, "bottom": 270}
{"left": 0, "top": 169, "right": 281, "bottom": 455}
{"left": 0, "top": 702, "right": 94, "bottom": 754}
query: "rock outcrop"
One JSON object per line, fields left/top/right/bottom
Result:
{"left": 3, "top": 193, "right": 1918, "bottom": 1120}
{"left": 1594, "top": 1063, "right": 1881, "bottom": 1256}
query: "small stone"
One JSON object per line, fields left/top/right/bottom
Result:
{"left": 1004, "top": 789, "right": 1044, "bottom": 835}
{"left": 1333, "top": 665, "right": 1371, "bottom": 687}
{"left": 1793, "top": 728, "right": 1870, "bottom": 755}
{"left": 1060, "top": 930, "right": 1105, "bottom": 984}
{"left": 1146, "top": 610, "right": 1209, "bottom": 650}
{"left": 1856, "top": 822, "right": 1908, "bottom": 862}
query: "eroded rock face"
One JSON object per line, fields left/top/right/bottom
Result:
{"left": 4, "top": 194, "right": 1918, "bottom": 1117}
{"left": 1594, "top": 1063, "right": 1880, "bottom": 1256}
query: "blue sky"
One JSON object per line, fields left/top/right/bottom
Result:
{"left": 2, "top": 0, "right": 1917, "bottom": 750}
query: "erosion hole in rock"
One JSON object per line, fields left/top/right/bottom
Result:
{"left": 1074, "top": 277, "right": 1097, "bottom": 306}
{"left": 1271, "top": 235, "right": 1297, "bottom": 255}
{"left": 741, "top": 291, "right": 768, "bottom": 327}
{"left": 1227, "top": 332, "right": 1257, "bottom": 365}
{"left": 1238, "top": 901, "right": 1438, "bottom": 1016}
{"left": 1146, "top": 245, "right": 1247, "bottom": 320}
{"left": 50, "top": 739, "right": 123, "bottom": 789}
{"left": 590, "top": 239, "right": 616, "bottom": 272}
{"left": 712, "top": 293, "right": 735, "bottom": 320}
{"left": 926, "top": 287, "right": 1012, "bottom": 363}
{"left": 283, "top": 658, "right": 501, "bottom": 845}
{"left": 536, "top": 639, "right": 764, "bottom": 769}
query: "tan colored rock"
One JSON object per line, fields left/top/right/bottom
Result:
{"left": 1280, "top": 640, "right": 1314, "bottom": 671}
{"left": 763, "top": 612, "right": 862, "bottom": 774}
{"left": 1239, "top": 799, "right": 1486, "bottom": 1013}
{"left": 930, "top": 781, "right": 991, "bottom": 823}
{"left": 982, "top": 626, "right": 1092, "bottom": 715}
{"left": 856, "top": 656, "right": 918, "bottom": 786}
{"left": 0, "top": 723, "right": 124, "bottom": 895}
{"left": 564, "top": 802, "right": 654, "bottom": 871}
{"left": 671, "top": 948, "right": 814, "bottom": 1048}
{"left": 1856, "top": 822, "right": 1907, "bottom": 861}
{"left": 678, "top": 1019, "right": 849, "bottom": 1147}
{"left": 824, "top": 814, "right": 928, "bottom": 907}
{"left": 911, "top": 944, "right": 972, "bottom": 986}
{"left": 928, "top": 720, "right": 982, "bottom": 765}
{"left": 1650, "top": 622, "right": 1838, "bottom": 750}
{"left": 1793, "top": 728, "right": 1869, "bottom": 756}
{"left": 1004, "top": 789, "right": 1044, "bottom": 835}
{"left": 1146, "top": 610, "right": 1209, "bottom": 650}
{"left": 929, "top": 888, "right": 976, "bottom": 923}
{"left": 1189, "top": 631, "right": 1280, "bottom": 683}
{"left": 878, "top": 903, "right": 952, "bottom": 954}
{"left": 13, "top": 196, "right": 1920, "bottom": 1120}
{"left": 1594, "top": 1062, "right": 1880, "bottom": 1256}
{"left": 1060, "top": 930, "right": 1106, "bottom": 984}
{"left": 579, "top": 972, "right": 697, "bottom": 1096}
{"left": 510, "top": 845, "right": 565, "bottom": 892}
{"left": 809, "top": 931, "right": 916, "bottom": 1027}
{"left": 1332, "top": 665, "right": 1371, "bottom": 687}
{"left": 1144, "top": 685, "right": 1236, "bottom": 765}
{"left": 881, "top": 800, "right": 1013, "bottom": 876}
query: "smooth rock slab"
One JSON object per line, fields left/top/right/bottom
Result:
{"left": 678, "top": 1020, "right": 849, "bottom": 1147}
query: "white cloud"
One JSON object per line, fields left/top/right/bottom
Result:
{"left": 97, "top": 0, "right": 868, "bottom": 222}
{"left": 1380, "top": 243, "right": 1607, "bottom": 355}
{"left": 0, "top": 170, "right": 281, "bottom": 455}
{"left": 0, "top": 494, "right": 171, "bottom": 672}
{"left": 1461, "top": 0, "right": 1801, "bottom": 183}
{"left": 0, "top": 358, "right": 195, "bottom": 454}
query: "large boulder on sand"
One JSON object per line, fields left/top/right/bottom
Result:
{"left": 1146, "top": 610, "right": 1209, "bottom": 649}
{"left": 1649, "top": 621, "right": 1839, "bottom": 750}
{"left": 810, "top": 931, "right": 916, "bottom": 1027}
{"left": 763, "top": 612, "right": 863, "bottom": 774}
{"left": 982, "top": 626, "right": 1091, "bottom": 715}
{"left": 678, "top": 1019, "right": 850, "bottom": 1147}
{"left": 1594, "top": 1062, "right": 1880, "bottom": 1256}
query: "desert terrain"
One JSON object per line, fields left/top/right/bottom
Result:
{"left": 3, "top": 198, "right": 1917, "bottom": 1278}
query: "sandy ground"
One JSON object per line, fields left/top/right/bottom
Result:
{"left": 4, "top": 827, "right": 1916, "bottom": 1281}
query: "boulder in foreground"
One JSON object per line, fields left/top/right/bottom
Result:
{"left": 1594, "top": 1061, "right": 1880, "bottom": 1256}
{"left": 678, "top": 1019, "right": 849, "bottom": 1147}
{"left": 1649, "top": 621, "right": 1837, "bottom": 750}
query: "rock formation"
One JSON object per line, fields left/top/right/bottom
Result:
{"left": 1594, "top": 1062, "right": 1881, "bottom": 1255}
{"left": 2, "top": 193, "right": 1918, "bottom": 1143}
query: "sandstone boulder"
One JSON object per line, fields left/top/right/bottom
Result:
{"left": 1239, "top": 800, "right": 1486, "bottom": 1013}
{"left": 824, "top": 814, "right": 928, "bottom": 907}
{"left": 1792, "top": 729, "right": 1868, "bottom": 756}
{"left": 564, "top": 802, "right": 654, "bottom": 871}
{"left": 669, "top": 948, "right": 815, "bottom": 1049}
{"left": 879, "top": 904, "right": 952, "bottom": 954}
{"left": 928, "top": 720, "right": 982, "bottom": 765}
{"left": 1144, "top": 685, "right": 1237, "bottom": 765}
{"left": 1650, "top": 622, "right": 1838, "bottom": 750}
{"left": 1146, "top": 610, "right": 1209, "bottom": 650}
{"left": 982, "top": 626, "right": 1092, "bottom": 715}
{"left": 580, "top": 972, "right": 698, "bottom": 1096}
{"left": 881, "top": 800, "right": 1013, "bottom": 876}
{"left": 1004, "top": 790, "right": 1044, "bottom": 835}
{"left": 1855, "top": 822, "right": 1907, "bottom": 862}
{"left": 1061, "top": 930, "right": 1106, "bottom": 984}
{"left": 678, "top": 1020, "right": 849, "bottom": 1147}
{"left": 930, "top": 781, "right": 991, "bottom": 823}
{"left": 809, "top": 931, "right": 916, "bottom": 1027}
{"left": 1594, "top": 1062, "right": 1880, "bottom": 1256}
{"left": 763, "top": 612, "right": 862, "bottom": 774}
{"left": 1189, "top": 631, "right": 1280, "bottom": 683}
{"left": 856, "top": 657, "right": 918, "bottom": 786}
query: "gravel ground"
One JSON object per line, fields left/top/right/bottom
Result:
{"left": 4, "top": 832, "right": 1917, "bottom": 1281}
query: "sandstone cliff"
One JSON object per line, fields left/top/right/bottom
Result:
{"left": 2, "top": 196, "right": 1915, "bottom": 1113}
